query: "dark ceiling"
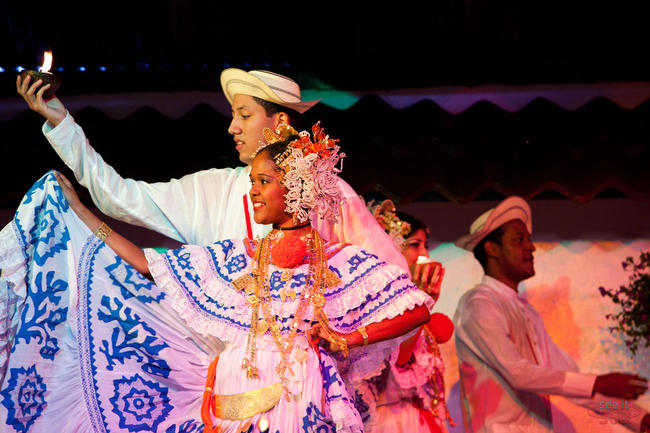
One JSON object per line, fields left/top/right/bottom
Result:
{"left": 1, "top": 1, "right": 649, "bottom": 96}
{"left": 1, "top": 2, "right": 649, "bottom": 212}
{"left": 2, "top": 95, "right": 649, "bottom": 211}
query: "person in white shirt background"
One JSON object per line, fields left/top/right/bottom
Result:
{"left": 453, "top": 196, "right": 649, "bottom": 433}
{"left": 15, "top": 67, "right": 408, "bottom": 271}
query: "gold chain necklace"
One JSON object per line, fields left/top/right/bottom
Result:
{"left": 241, "top": 229, "right": 326, "bottom": 399}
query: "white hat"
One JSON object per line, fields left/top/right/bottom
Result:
{"left": 220, "top": 68, "right": 320, "bottom": 114}
{"left": 454, "top": 196, "right": 532, "bottom": 251}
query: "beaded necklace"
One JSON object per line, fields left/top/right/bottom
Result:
{"left": 241, "top": 228, "right": 326, "bottom": 399}
{"left": 422, "top": 325, "right": 455, "bottom": 426}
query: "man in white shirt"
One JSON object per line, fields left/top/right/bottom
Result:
{"left": 16, "top": 68, "right": 408, "bottom": 270}
{"left": 453, "top": 196, "right": 649, "bottom": 433}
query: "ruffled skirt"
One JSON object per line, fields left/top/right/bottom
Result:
{"left": 0, "top": 172, "right": 362, "bottom": 433}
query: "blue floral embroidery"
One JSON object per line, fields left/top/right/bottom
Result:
{"left": 28, "top": 206, "right": 69, "bottom": 267}
{"left": 14, "top": 270, "right": 68, "bottom": 360}
{"left": 269, "top": 271, "right": 285, "bottom": 293}
{"left": 301, "top": 402, "right": 334, "bottom": 432}
{"left": 20, "top": 172, "right": 67, "bottom": 211}
{"left": 347, "top": 250, "right": 378, "bottom": 273}
{"left": 97, "top": 295, "right": 171, "bottom": 378}
{"left": 319, "top": 358, "right": 341, "bottom": 399}
{"left": 290, "top": 273, "right": 307, "bottom": 289}
{"left": 169, "top": 249, "right": 201, "bottom": 285}
{"left": 20, "top": 173, "right": 49, "bottom": 206}
{"left": 225, "top": 253, "right": 246, "bottom": 274}
{"left": 18, "top": 175, "right": 70, "bottom": 267}
{"left": 165, "top": 419, "right": 204, "bottom": 433}
{"left": 109, "top": 374, "right": 172, "bottom": 432}
{"left": 216, "top": 240, "right": 235, "bottom": 258}
{"left": 174, "top": 250, "right": 192, "bottom": 270}
{"left": 106, "top": 256, "right": 164, "bottom": 304}
{"left": 39, "top": 336, "right": 59, "bottom": 360}
{"left": 206, "top": 241, "right": 247, "bottom": 283}
{"left": 1, "top": 365, "right": 47, "bottom": 432}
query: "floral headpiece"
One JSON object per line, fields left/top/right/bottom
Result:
{"left": 261, "top": 122, "right": 345, "bottom": 224}
{"left": 368, "top": 199, "right": 412, "bottom": 250}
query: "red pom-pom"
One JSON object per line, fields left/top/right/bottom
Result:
{"left": 270, "top": 236, "right": 308, "bottom": 268}
{"left": 428, "top": 312, "right": 454, "bottom": 343}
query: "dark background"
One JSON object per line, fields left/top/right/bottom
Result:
{"left": 1, "top": 1, "right": 649, "bottom": 223}
{"left": 2, "top": 1, "right": 648, "bottom": 93}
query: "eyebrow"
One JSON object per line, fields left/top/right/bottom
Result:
{"left": 250, "top": 172, "right": 275, "bottom": 180}
{"left": 233, "top": 105, "right": 248, "bottom": 112}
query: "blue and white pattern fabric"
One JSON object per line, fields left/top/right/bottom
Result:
{"left": 0, "top": 172, "right": 433, "bottom": 433}
{"left": 0, "top": 172, "right": 211, "bottom": 433}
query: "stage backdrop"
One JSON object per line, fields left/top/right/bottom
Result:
{"left": 430, "top": 239, "right": 650, "bottom": 433}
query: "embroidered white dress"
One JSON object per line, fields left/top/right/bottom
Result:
{"left": 0, "top": 172, "right": 433, "bottom": 433}
{"left": 358, "top": 326, "right": 450, "bottom": 433}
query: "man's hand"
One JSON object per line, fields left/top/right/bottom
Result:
{"left": 593, "top": 373, "right": 648, "bottom": 399}
{"left": 16, "top": 74, "right": 67, "bottom": 127}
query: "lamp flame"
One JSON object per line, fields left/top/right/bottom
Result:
{"left": 39, "top": 51, "right": 53, "bottom": 73}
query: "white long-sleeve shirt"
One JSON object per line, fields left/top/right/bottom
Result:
{"left": 454, "top": 275, "right": 646, "bottom": 433}
{"left": 42, "top": 112, "right": 408, "bottom": 270}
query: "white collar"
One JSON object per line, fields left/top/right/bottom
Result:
{"left": 481, "top": 275, "right": 523, "bottom": 300}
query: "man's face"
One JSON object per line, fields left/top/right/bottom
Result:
{"left": 228, "top": 94, "right": 278, "bottom": 165}
{"left": 492, "top": 219, "right": 536, "bottom": 285}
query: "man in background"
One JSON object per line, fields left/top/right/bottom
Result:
{"left": 453, "top": 196, "right": 649, "bottom": 433}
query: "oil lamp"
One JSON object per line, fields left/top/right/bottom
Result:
{"left": 20, "top": 51, "right": 61, "bottom": 100}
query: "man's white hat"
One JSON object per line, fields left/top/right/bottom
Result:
{"left": 220, "top": 68, "right": 320, "bottom": 114}
{"left": 454, "top": 196, "right": 532, "bottom": 251}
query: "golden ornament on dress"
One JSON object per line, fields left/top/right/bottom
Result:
{"left": 212, "top": 383, "right": 284, "bottom": 420}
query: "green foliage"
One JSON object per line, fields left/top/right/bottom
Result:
{"left": 599, "top": 251, "right": 650, "bottom": 356}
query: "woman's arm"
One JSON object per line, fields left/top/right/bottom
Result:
{"left": 348, "top": 304, "right": 430, "bottom": 348}
{"left": 310, "top": 304, "right": 430, "bottom": 354}
{"left": 395, "top": 326, "right": 424, "bottom": 366}
{"left": 55, "top": 172, "right": 150, "bottom": 276}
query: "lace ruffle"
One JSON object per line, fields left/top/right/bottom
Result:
{"left": 145, "top": 241, "right": 434, "bottom": 384}
{"left": 389, "top": 330, "right": 440, "bottom": 389}
{"left": 144, "top": 248, "right": 248, "bottom": 346}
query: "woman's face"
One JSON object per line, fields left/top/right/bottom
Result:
{"left": 401, "top": 228, "right": 429, "bottom": 267}
{"left": 249, "top": 153, "right": 293, "bottom": 227}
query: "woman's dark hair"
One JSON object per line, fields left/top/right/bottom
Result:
{"left": 252, "top": 97, "right": 305, "bottom": 131}
{"left": 473, "top": 226, "right": 506, "bottom": 270}
{"left": 395, "top": 211, "right": 428, "bottom": 239}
